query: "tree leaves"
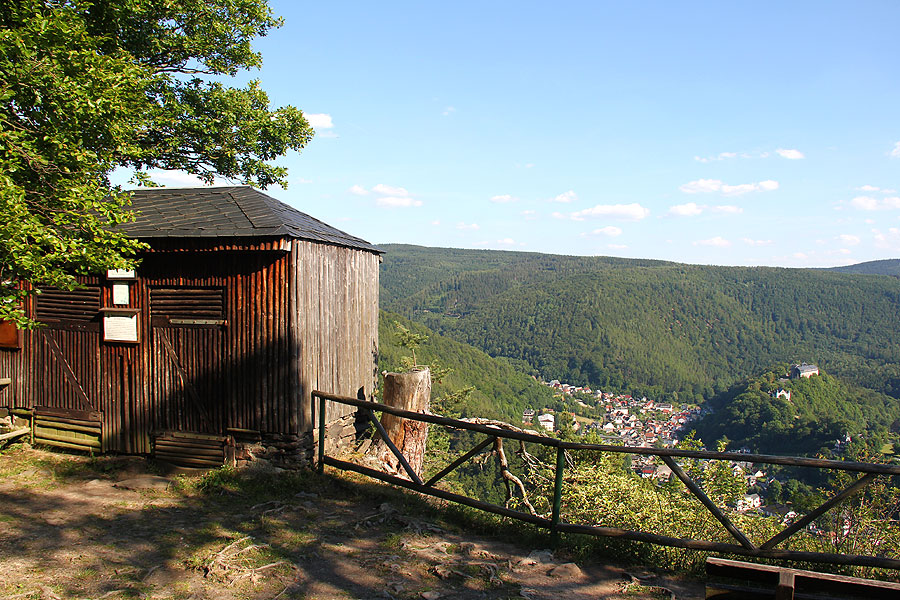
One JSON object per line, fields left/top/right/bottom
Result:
{"left": 0, "top": 0, "right": 313, "bottom": 324}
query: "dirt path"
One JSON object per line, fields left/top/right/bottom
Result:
{"left": 0, "top": 447, "right": 703, "bottom": 599}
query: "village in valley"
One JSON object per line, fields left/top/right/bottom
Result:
{"left": 520, "top": 370, "right": 823, "bottom": 519}
{"left": 525, "top": 378, "right": 701, "bottom": 449}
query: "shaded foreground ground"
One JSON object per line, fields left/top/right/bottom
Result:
{"left": 0, "top": 446, "right": 704, "bottom": 599}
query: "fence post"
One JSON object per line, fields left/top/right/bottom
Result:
{"left": 551, "top": 446, "right": 565, "bottom": 543}
{"left": 317, "top": 393, "right": 326, "bottom": 474}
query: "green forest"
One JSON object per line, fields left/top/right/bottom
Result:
{"left": 380, "top": 245, "right": 900, "bottom": 404}
{"left": 377, "top": 312, "right": 563, "bottom": 424}
{"left": 691, "top": 366, "right": 900, "bottom": 456}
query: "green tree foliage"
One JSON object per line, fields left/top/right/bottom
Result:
{"left": 693, "top": 369, "right": 898, "bottom": 457}
{"left": 0, "top": 0, "right": 313, "bottom": 324}
{"left": 378, "top": 311, "right": 560, "bottom": 424}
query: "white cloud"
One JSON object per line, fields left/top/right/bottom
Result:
{"left": 694, "top": 152, "right": 738, "bottom": 163}
{"left": 551, "top": 212, "right": 566, "bottom": 220}
{"left": 305, "top": 113, "right": 333, "bottom": 129}
{"left": 366, "top": 183, "right": 421, "bottom": 207}
{"left": 720, "top": 183, "right": 759, "bottom": 195}
{"left": 776, "top": 148, "right": 804, "bottom": 159}
{"left": 431, "top": 220, "right": 441, "bottom": 226}
{"left": 668, "top": 202, "right": 704, "bottom": 217}
{"left": 550, "top": 190, "right": 577, "bottom": 203}
{"left": 608, "top": 244, "right": 628, "bottom": 249}
{"left": 456, "top": 222, "right": 480, "bottom": 230}
{"left": 143, "top": 169, "right": 226, "bottom": 187}
{"left": 837, "top": 234, "right": 861, "bottom": 245}
{"left": 442, "top": 106, "right": 456, "bottom": 116}
{"left": 712, "top": 205, "right": 743, "bottom": 214}
{"left": 376, "top": 196, "right": 422, "bottom": 208}
{"left": 851, "top": 196, "right": 879, "bottom": 210}
{"left": 496, "top": 238, "right": 517, "bottom": 245}
{"left": 891, "top": 142, "right": 900, "bottom": 158}
{"left": 874, "top": 227, "right": 900, "bottom": 251}
{"left": 589, "top": 226, "right": 623, "bottom": 237}
{"left": 521, "top": 210, "right": 537, "bottom": 219}
{"left": 693, "top": 236, "right": 731, "bottom": 247}
{"left": 695, "top": 149, "right": 805, "bottom": 162}
{"left": 569, "top": 203, "right": 650, "bottom": 221}
{"left": 850, "top": 195, "right": 900, "bottom": 210}
{"left": 373, "top": 183, "right": 410, "bottom": 197}
{"left": 859, "top": 185, "right": 881, "bottom": 192}
{"left": 491, "top": 194, "right": 517, "bottom": 203}
{"left": 679, "top": 179, "right": 722, "bottom": 194}
{"left": 679, "top": 178, "right": 778, "bottom": 196}
{"left": 742, "top": 238, "right": 772, "bottom": 246}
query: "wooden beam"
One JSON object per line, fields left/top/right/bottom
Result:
{"left": 761, "top": 472, "right": 879, "bottom": 551}
{"left": 366, "top": 409, "right": 423, "bottom": 485}
{"left": 424, "top": 435, "right": 495, "bottom": 487}
{"left": 661, "top": 455, "right": 756, "bottom": 550}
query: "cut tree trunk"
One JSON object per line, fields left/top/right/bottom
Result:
{"left": 375, "top": 368, "right": 432, "bottom": 480}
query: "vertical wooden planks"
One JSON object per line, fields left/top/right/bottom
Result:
{"left": 7, "top": 235, "right": 378, "bottom": 455}
{"left": 290, "top": 241, "right": 380, "bottom": 433}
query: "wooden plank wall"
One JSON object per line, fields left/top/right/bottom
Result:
{"left": 0, "top": 280, "right": 105, "bottom": 429}
{"left": 0, "top": 238, "right": 380, "bottom": 451}
{"left": 291, "top": 241, "right": 380, "bottom": 432}
{"left": 138, "top": 250, "right": 292, "bottom": 437}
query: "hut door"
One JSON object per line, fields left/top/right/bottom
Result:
{"left": 148, "top": 286, "right": 226, "bottom": 442}
{"left": 151, "top": 327, "right": 224, "bottom": 434}
{"left": 31, "top": 288, "right": 104, "bottom": 451}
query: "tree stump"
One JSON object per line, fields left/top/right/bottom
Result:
{"left": 375, "top": 368, "right": 432, "bottom": 480}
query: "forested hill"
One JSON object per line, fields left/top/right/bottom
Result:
{"left": 380, "top": 244, "right": 900, "bottom": 402}
{"left": 378, "top": 311, "right": 561, "bottom": 423}
{"left": 829, "top": 258, "right": 900, "bottom": 277}
{"left": 692, "top": 367, "right": 899, "bottom": 456}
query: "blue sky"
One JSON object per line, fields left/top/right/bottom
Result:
{"left": 128, "top": 1, "right": 900, "bottom": 267}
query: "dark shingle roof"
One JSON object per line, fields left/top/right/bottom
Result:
{"left": 119, "top": 186, "right": 381, "bottom": 253}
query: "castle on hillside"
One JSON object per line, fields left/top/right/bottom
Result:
{"left": 790, "top": 363, "right": 819, "bottom": 379}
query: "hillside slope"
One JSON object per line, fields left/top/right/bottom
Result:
{"left": 830, "top": 258, "right": 900, "bottom": 277}
{"left": 380, "top": 245, "right": 900, "bottom": 402}
{"left": 692, "top": 366, "right": 899, "bottom": 456}
{"left": 378, "top": 311, "right": 562, "bottom": 423}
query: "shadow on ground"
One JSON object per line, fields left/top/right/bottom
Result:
{"left": 0, "top": 447, "right": 701, "bottom": 599}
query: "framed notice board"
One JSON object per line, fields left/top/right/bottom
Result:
{"left": 101, "top": 309, "right": 140, "bottom": 343}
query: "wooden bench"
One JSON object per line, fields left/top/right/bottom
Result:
{"left": 706, "top": 557, "right": 900, "bottom": 599}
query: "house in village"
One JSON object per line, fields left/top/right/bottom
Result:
{"left": 737, "top": 493, "right": 762, "bottom": 512}
{"left": 0, "top": 187, "right": 381, "bottom": 469}
{"left": 771, "top": 389, "right": 791, "bottom": 401}
{"left": 537, "top": 413, "right": 555, "bottom": 432}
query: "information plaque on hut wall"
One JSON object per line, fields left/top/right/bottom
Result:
{"left": 102, "top": 309, "right": 140, "bottom": 343}
{"left": 106, "top": 268, "right": 136, "bottom": 280}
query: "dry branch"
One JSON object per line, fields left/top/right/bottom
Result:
{"left": 201, "top": 536, "right": 293, "bottom": 585}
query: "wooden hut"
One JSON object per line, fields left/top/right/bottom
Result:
{"left": 0, "top": 186, "right": 382, "bottom": 468}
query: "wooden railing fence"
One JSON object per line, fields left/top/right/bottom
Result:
{"left": 313, "top": 391, "right": 900, "bottom": 571}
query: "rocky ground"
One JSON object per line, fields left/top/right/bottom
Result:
{"left": 0, "top": 445, "right": 704, "bottom": 599}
